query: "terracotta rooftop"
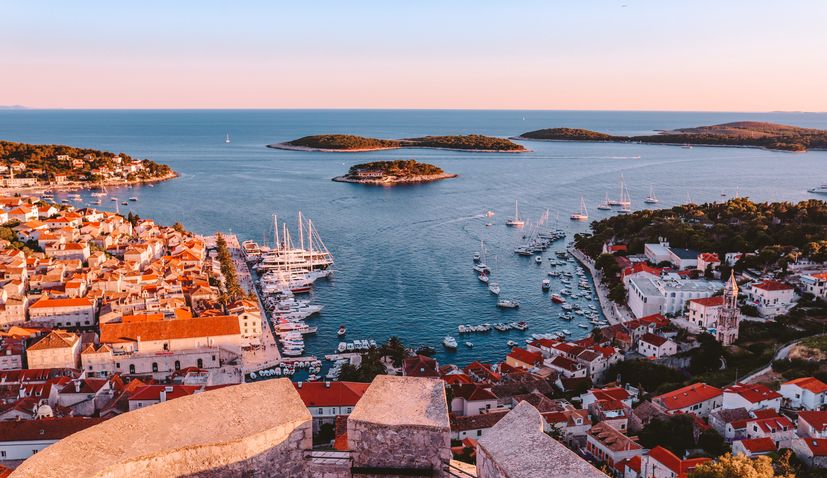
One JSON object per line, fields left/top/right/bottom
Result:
{"left": 100, "top": 315, "right": 240, "bottom": 343}
{"left": 293, "top": 381, "right": 370, "bottom": 407}
{"left": 785, "top": 376, "right": 827, "bottom": 394}
{"left": 655, "top": 383, "right": 722, "bottom": 410}
{"left": 724, "top": 383, "right": 781, "bottom": 403}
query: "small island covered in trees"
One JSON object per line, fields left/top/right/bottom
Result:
{"left": 0, "top": 140, "right": 176, "bottom": 190}
{"left": 516, "top": 121, "right": 827, "bottom": 152}
{"left": 268, "top": 134, "right": 527, "bottom": 152}
{"left": 332, "top": 160, "right": 457, "bottom": 185}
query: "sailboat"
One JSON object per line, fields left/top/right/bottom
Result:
{"left": 473, "top": 240, "right": 490, "bottom": 273}
{"left": 225, "top": 133, "right": 231, "bottom": 144}
{"left": 618, "top": 182, "right": 632, "bottom": 214}
{"left": 570, "top": 196, "right": 589, "bottom": 221}
{"left": 608, "top": 174, "right": 631, "bottom": 207}
{"left": 505, "top": 200, "right": 525, "bottom": 227}
{"left": 597, "top": 192, "right": 612, "bottom": 210}
{"left": 644, "top": 185, "right": 659, "bottom": 204}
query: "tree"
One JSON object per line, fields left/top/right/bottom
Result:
{"left": 689, "top": 453, "right": 789, "bottom": 478}
{"left": 638, "top": 414, "right": 696, "bottom": 456}
{"left": 698, "top": 429, "right": 727, "bottom": 456}
{"left": 609, "top": 283, "right": 627, "bottom": 304}
{"left": 380, "top": 336, "right": 408, "bottom": 368}
{"left": 172, "top": 222, "right": 186, "bottom": 233}
{"left": 690, "top": 333, "right": 724, "bottom": 374}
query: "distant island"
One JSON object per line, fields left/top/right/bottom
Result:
{"left": 515, "top": 121, "right": 827, "bottom": 152}
{"left": 268, "top": 134, "right": 527, "bottom": 153}
{"left": 332, "top": 160, "right": 457, "bottom": 185}
{"left": 0, "top": 140, "right": 176, "bottom": 190}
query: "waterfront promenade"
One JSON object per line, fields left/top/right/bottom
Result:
{"left": 569, "top": 247, "right": 633, "bottom": 326}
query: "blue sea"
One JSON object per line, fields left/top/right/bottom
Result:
{"left": 2, "top": 109, "right": 827, "bottom": 367}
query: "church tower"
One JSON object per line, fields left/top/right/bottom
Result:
{"left": 717, "top": 271, "right": 740, "bottom": 345}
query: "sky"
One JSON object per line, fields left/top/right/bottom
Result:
{"left": 2, "top": 0, "right": 826, "bottom": 111}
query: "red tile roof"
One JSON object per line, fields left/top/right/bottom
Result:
{"left": 403, "top": 355, "right": 438, "bottom": 377}
{"left": 804, "top": 438, "right": 827, "bottom": 457}
{"left": 689, "top": 296, "right": 724, "bottom": 307}
{"left": 752, "top": 279, "right": 793, "bottom": 291}
{"left": 724, "top": 383, "right": 781, "bottom": 404}
{"left": 101, "top": 316, "right": 240, "bottom": 343}
{"left": 640, "top": 333, "right": 669, "bottom": 347}
{"left": 451, "top": 383, "right": 498, "bottom": 401}
{"left": 129, "top": 385, "right": 201, "bottom": 401}
{"left": 698, "top": 253, "right": 720, "bottom": 263}
{"left": 798, "top": 411, "right": 827, "bottom": 434}
{"left": 0, "top": 417, "right": 105, "bottom": 441}
{"left": 648, "top": 445, "right": 711, "bottom": 477}
{"left": 293, "top": 381, "right": 370, "bottom": 407}
{"left": 589, "top": 387, "right": 631, "bottom": 402}
{"left": 655, "top": 383, "right": 722, "bottom": 411}
{"left": 738, "top": 437, "right": 776, "bottom": 454}
{"left": 30, "top": 297, "right": 94, "bottom": 309}
{"left": 785, "top": 377, "right": 827, "bottom": 394}
{"left": 506, "top": 348, "right": 543, "bottom": 366}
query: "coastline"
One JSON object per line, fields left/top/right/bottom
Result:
{"left": 267, "top": 142, "right": 528, "bottom": 153}
{"left": 331, "top": 173, "right": 458, "bottom": 185}
{"left": 511, "top": 136, "right": 814, "bottom": 153}
{"left": 0, "top": 170, "right": 179, "bottom": 195}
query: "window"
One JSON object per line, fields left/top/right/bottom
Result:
{"left": 318, "top": 408, "right": 323, "bottom": 415}
{"left": 1, "top": 451, "right": 5, "bottom": 458}
{"left": 116, "top": 362, "right": 121, "bottom": 368}
{"left": 211, "top": 355, "right": 216, "bottom": 361}
{"left": 152, "top": 362, "right": 158, "bottom": 373}
{"left": 129, "top": 364, "right": 135, "bottom": 374}
{"left": 477, "top": 430, "right": 482, "bottom": 437}
{"left": 197, "top": 359, "right": 204, "bottom": 368}
{"left": 175, "top": 360, "right": 181, "bottom": 371}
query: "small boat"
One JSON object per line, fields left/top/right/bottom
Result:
{"left": 570, "top": 196, "right": 589, "bottom": 221}
{"left": 681, "top": 143, "right": 693, "bottom": 149}
{"left": 561, "top": 329, "right": 572, "bottom": 335}
{"left": 578, "top": 324, "right": 589, "bottom": 329}
{"left": 497, "top": 299, "right": 520, "bottom": 309}
{"left": 488, "top": 282, "right": 501, "bottom": 295}
{"left": 562, "top": 303, "right": 574, "bottom": 311}
{"left": 465, "top": 342, "right": 474, "bottom": 348}
{"left": 505, "top": 200, "right": 525, "bottom": 227}
{"left": 551, "top": 294, "right": 565, "bottom": 304}
{"left": 121, "top": 201, "right": 129, "bottom": 205}
{"left": 597, "top": 192, "right": 612, "bottom": 210}
{"left": 485, "top": 210, "right": 495, "bottom": 218}
{"left": 542, "top": 279, "right": 551, "bottom": 291}
{"left": 225, "top": 133, "right": 231, "bottom": 144}
{"left": 808, "top": 183, "right": 827, "bottom": 195}
{"left": 443, "top": 336, "right": 458, "bottom": 349}
{"left": 535, "top": 256, "right": 543, "bottom": 264}
{"left": 110, "top": 197, "right": 118, "bottom": 201}
{"left": 644, "top": 185, "right": 659, "bottom": 204}
{"left": 514, "top": 321, "right": 528, "bottom": 331}
{"left": 507, "top": 340, "right": 517, "bottom": 347}
{"left": 129, "top": 197, "right": 138, "bottom": 202}
{"left": 478, "top": 273, "right": 489, "bottom": 283}
{"left": 337, "top": 325, "right": 347, "bottom": 337}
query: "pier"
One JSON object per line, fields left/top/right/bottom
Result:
{"left": 569, "top": 247, "right": 633, "bottom": 326}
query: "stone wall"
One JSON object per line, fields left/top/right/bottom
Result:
{"left": 477, "top": 402, "right": 606, "bottom": 478}
{"left": 348, "top": 375, "right": 452, "bottom": 477}
{"left": 10, "top": 378, "right": 312, "bottom": 478}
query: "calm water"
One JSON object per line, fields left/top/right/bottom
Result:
{"left": 2, "top": 109, "right": 827, "bottom": 367}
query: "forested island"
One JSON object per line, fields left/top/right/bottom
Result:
{"left": 332, "top": 160, "right": 457, "bottom": 185}
{"left": 0, "top": 140, "right": 176, "bottom": 190}
{"left": 268, "top": 134, "right": 527, "bottom": 152}
{"left": 516, "top": 121, "right": 827, "bottom": 152}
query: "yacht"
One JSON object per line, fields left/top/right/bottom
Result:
{"left": 478, "top": 273, "right": 489, "bottom": 283}
{"left": 608, "top": 174, "right": 631, "bottom": 207}
{"left": 644, "top": 185, "right": 659, "bottom": 204}
{"left": 488, "top": 281, "right": 501, "bottom": 295}
{"left": 505, "top": 200, "right": 525, "bottom": 227}
{"left": 465, "top": 342, "right": 474, "bottom": 348}
{"left": 443, "top": 336, "right": 458, "bottom": 349}
{"left": 808, "top": 183, "right": 827, "bottom": 194}
{"left": 535, "top": 256, "right": 543, "bottom": 264}
{"left": 129, "top": 197, "right": 138, "bottom": 202}
{"left": 542, "top": 279, "right": 551, "bottom": 291}
{"left": 597, "top": 192, "right": 612, "bottom": 210}
{"left": 570, "top": 196, "right": 589, "bottom": 221}
{"left": 497, "top": 299, "right": 520, "bottom": 309}
{"left": 507, "top": 340, "right": 518, "bottom": 347}
{"left": 551, "top": 294, "right": 565, "bottom": 304}
{"left": 337, "top": 325, "right": 347, "bottom": 337}
{"left": 225, "top": 133, "right": 231, "bottom": 144}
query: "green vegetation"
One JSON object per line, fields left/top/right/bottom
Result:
{"left": 604, "top": 360, "right": 685, "bottom": 395}
{"left": 0, "top": 140, "right": 173, "bottom": 183}
{"left": 338, "top": 337, "right": 412, "bottom": 382}
{"left": 575, "top": 199, "right": 827, "bottom": 274}
{"left": 215, "top": 233, "right": 243, "bottom": 305}
{"left": 285, "top": 134, "right": 401, "bottom": 150}
{"left": 347, "top": 160, "right": 444, "bottom": 178}
{"left": 0, "top": 222, "right": 42, "bottom": 254}
{"left": 638, "top": 415, "right": 698, "bottom": 456}
{"left": 519, "top": 121, "right": 827, "bottom": 152}
{"left": 689, "top": 453, "right": 787, "bottom": 478}
{"left": 279, "top": 133, "right": 526, "bottom": 152}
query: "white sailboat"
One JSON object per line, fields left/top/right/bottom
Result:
{"left": 225, "top": 133, "right": 231, "bottom": 144}
{"left": 644, "top": 185, "right": 659, "bottom": 204}
{"left": 608, "top": 174, "right": 631, "bottom": 207}
{"left": 597, "top": 192, "right": 612, "bottom": 210}
{"left": 505, "top": 200, "right": 525, "bottom": 227}
{"left": 570, "top": 196, "right": 589, "bottom": 221}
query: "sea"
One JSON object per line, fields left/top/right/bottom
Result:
{"left": 2, "top": 109, "right": 827, "bottom": 368}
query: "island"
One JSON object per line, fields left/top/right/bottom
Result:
{"left": 331, "top": 160, "right": 457, "bottom": 185}
{"left": 0, "top": 140, "right": 176, "bottom": 191}
{"left": 268, "top": 134, "right": 527, "bottom": 153}
{"left": 516, "top": 121, "right": 827, "bottom": 152}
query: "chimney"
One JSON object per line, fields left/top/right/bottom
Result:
{"left": 136, "top": 335, "right": 141, "bottom": 352}
{"left": 296, "top": 382, "right": 302, "bottom": 389}
{"left": 160, "top": 389, "right": 166, "bottom": 402}
{"left": 325, "top": 382, "right": 331, "bottom": 388}
{"left": 74, "top": 380, "right": 80, "bottom": 393}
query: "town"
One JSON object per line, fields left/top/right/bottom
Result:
{"left": 0, "top": 188, "right": 826, "bottom": 478}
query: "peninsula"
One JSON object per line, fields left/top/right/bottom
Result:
{"left": 516, "top": 121, "right": 827, "bottom": 152}
{"left": 268, "top": 134, "right": 527, "bottom": 152}
{"left": 0, "top": 140, "right": 176, "bottom": 191}
{"left": 332, "top": 160, "right": 457, "bottom": 185}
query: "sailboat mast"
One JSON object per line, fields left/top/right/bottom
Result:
{"left": 274, "top": 215, "right": 279, "bottom": 251}
{"left": 308, "top": 219, "right": 313, "bottom": 263}
{"left": 298, "top": 211, "right": 304, "bottom": 251}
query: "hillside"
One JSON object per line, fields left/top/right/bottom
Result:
{"left": 270, "top": 134, "right": 526, "bottom": 152}
{"left": 517, "top": 121, "right": 827, "bottom": 152}
{"left": 333, "top": 160, "right": 455, "bottom": 185}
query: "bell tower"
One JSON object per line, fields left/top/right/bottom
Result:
{"left": 717, "top": 271, "right": 740, "bottom": 345}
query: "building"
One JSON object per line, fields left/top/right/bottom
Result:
{"left": 28, "top": 297, "right": 97, "bottom": 328}
{"left": 505, "top": 348, "right": 543, "bottom": 370}
{"left": 293, "top": 381, "right": 370, "bottom": 433}
{"left": 128, "top": 384, "right": 202, "bottom": 411}
{"left": 450, "top": 384, "right": 500, "bottom": 416}
{"left": 745, "top": 413, "right": 795, "bottom": 449}
{"left": 402, "top": 355, "right": 438, "bottom": 378}
{"left": 747, "top": 280, "right": 797, "bottom": 317}
{"left": 792, "top": 437, "right": 827, "bottom": 469}
{"left": 26, "top": 331, "right": 82, "bottom": 369}
{"left": 732, "top": 437, "right": 777, "bottom": 458}
{"left": 687, "top": 296, "right": 723, "bottom": 330}
{"left": 637, "top": 333, "right": 677, "bottom": 358}
{"left": 585, "top": 422, "right": 644, "bottom": 470}
{"left": 800, "top": 273, "right": 827, "bottom": 299}
{"left": 797, "top": 411, "right": 827, "bottom": 439}
{"left": 715, "top": 272, "right": 742, "bottom": 346}
{"left": 723, "top": 383, "right": 782, "bottom": 412}
{"left": 643, "top": 239, "right": 698, "bottom": 270}
{"left": 653, "top": 383, "right": 722, "bottom": 418}
{"left": 450, "top": 410, "right": 508, "bottom": 441}
{"left": 696, "top": 253, "right": 721, "bottom": 273}
{"left": 626, "top": 274, "right": 722, "bottom": 319}
{"left": 0, "top": 417, "right": 104, "bottom": 461}
{"left": 780, "top": 377, "right": 827, "bottom": 410}
{"left": 640, "top": 445, "right": 710, "bottom": 478}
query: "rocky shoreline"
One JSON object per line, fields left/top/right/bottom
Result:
{"left": 331, "top": 173, "right": 458, "bottom": 186}
{"left": 0, "top": 170, "right": 179, "bottom": 194}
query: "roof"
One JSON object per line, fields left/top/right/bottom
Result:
{"left": 587, "top": 422, "right": 642, "bottom": 452}
{"left": 748, "top": 415, "right": 793, "bottom": 433}
{"left": 798, "top": 411, "right": 827, "bottom": 433}
{"left": 698, "top": 253, "right": 720, "bottom": 263}
{"left": 101, "top": 316, "right": 240, "bottom": 343}
{"left": 640, "top": 333, "right": 669, "bottom": 347}
{"left": 293, "top": 381, "right": 370, "bottom": 407}
{"left": 804, "top": 438, "right": 827, "bottom": 456}
{"left": 507, "top": 348, "right": 542, "bottom": 366}
{"left": 689, "top": 296, "right": 724, "bottom": 307}
{"left": 648, "top": 445, "right": 711, "bottom": 476}
{"left": 450, "top": 410, "right": 508, "bottom": 432}
{"left": 29, "top": 297, "right": 94, "bottom": 309}
{"left": 655, "top": 383, "right": 722, "bottom": 410}
{"left": 724, "top": 383, "right": 781, "bottom": 403}
{"left": 737, "top": 437, "right": 776, "bottom": 454}
{"left": 128, "top": 385, "right": 201, "bottom": 401}
{"left": 451, "top": 383, "right": 498, "bottom": 402}
{"left": 670, "top": 247, "right": 700, "bottom": 260}
{"left": 752, "top": 279, "right": 793, "bottom": 291}
{"left": 589, "top": 387, "right": 631, "bottom": 402}
{"left": 403, "top": 355, "right": 438, "bottom": 378}
{"left": 27, "top": 331, "right": 79, "bottom": 351}
{"left": 0, "top": 417, "right": 105, "bottom": 442}
{"left": 784, "top": 377, "right": 827, "bottom": 394}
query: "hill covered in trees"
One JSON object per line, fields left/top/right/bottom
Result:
{"left": 575, "top": 198, "right": 827, "bottom": 271}
{"left": 517, "top": 121, "right": 827, "bottom": 152}
{"left": 270, "top": 134, "right": 526, "bottom": 152}
{"left": 333, "top": 160, "right": 455, "bottom": 185}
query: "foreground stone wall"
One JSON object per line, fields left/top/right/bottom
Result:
{"left": 348, "top": 375, "right": 452, "bottom": 476}
{"left": 477, "top": 402, "right": 606, "bottom": 478}
{"left": 11, "top": 379, "right": 312, "bottom": 478}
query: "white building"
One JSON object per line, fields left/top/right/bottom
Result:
{"left": 747, "top": 280, "right": 797, "bottom": 317}
{"left": 28, "top": 297, "right": 97, "bottom": 328}
{"left": 637, "top": 333, "right": 677, "bottom": 358}
{"left": 723, "top": 383, "right": 782, "bottom": 412}
{"left": 780, "top": 377, "right": 827, "bottom": 411}
{"left": 0, "top": 417, "right": 104, "bottom": 461}
{"left": 627, "top": 274, "right": 722, "bottom": 318}
{"left": 653, "top": 383, "right": 723, "bottom": 418}
{"left": 26, "top": 330, "right": 82, "bottom": 369}
{"left": 800, "top": 273, "right": 827, "bottom": 299}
